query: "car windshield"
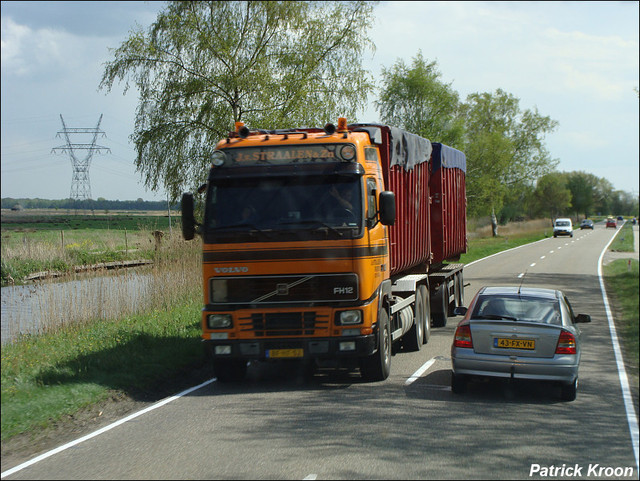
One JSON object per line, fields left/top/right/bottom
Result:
{"left": 204, "top": 175, "right": 363, "bottom": 241}
{"left": 555, "top": 221, "right": 570, "bottom": 227}
{"left": 471, "top": 296, "right": 561, "bottom": 325}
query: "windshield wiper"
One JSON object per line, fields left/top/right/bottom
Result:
{"left": 216, "top": 223, "right": 273, "bottom": 239}
{"left": 277, "top": 219, "right": 344, "bottom": 237}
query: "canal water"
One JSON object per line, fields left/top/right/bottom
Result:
{"left": 1, "top": 268, "right": 155, "bottom": 344}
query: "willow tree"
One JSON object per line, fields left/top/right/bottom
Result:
{"left": 375, "top": 52, "right": 464, "bottom": 148}
{"left": 99, "top": 1, "right": 376, "bottom": 200}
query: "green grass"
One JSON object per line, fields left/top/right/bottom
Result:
{"left": 1, "top": 298, "right": 203, "bottom": 441}
{"left": 603, "top": 258, "right": 639, "bottom": 379}
{"left": 459, "top": 230, "right": 549, "bottom": 265}
{"left": 608, "top": 221, "right": 635, "bottom": 252}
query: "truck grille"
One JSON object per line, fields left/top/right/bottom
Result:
{"left": 238, "top": 311, "right": 329, "bottom": 337}
{"left": 210, "top": 273, "right": 358, "bottom": 305}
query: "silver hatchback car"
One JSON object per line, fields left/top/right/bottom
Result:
{"left": 451, "top": 286, "right": 591, "bottom": 401}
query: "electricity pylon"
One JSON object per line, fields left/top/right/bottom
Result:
{"left": 52, "top": 114, "right": 111, "bottom": 203}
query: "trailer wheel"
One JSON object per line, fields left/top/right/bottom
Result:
{"left": 420, "top": 285, "right": 431, "bottom": 344}
{"left": 432, "top": 283, "right": 448, "bottom": 328}
{"left": 453, "top": 272, "right": 464, "bottom": 313}
{"left": 360, "top": 309, "right": 391, "bottom": 381}
{"left": 214, "top": 359, "right": 248, "bottom": 383}
{"left": 404, "top": 286, "right": 426, "bottom": 352}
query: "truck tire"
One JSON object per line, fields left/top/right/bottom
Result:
{"left": 419, "top": 285, "right": 431, "bottom": 344}
{"left": 214, "top": 359, "right": 248, "bottom": 383}
{"left": 453, "top": 272, "right": 464, "bottom": 313}
{"left": 360, "top": 309, "right": 391, "bottom": 381}
{"left": 404, "top": 286, "right": 425, "bottom": 352}
{"left": 432, "top": 283, "right": 448, "bottom": 328}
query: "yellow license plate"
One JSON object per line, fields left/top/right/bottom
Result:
{"left": 266, "top": 348, "right": 304, "bottom": 358}
{"left": 495, "top": 338, "right": 535, "bottom": 350}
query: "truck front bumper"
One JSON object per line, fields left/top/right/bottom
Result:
{"left": 203, "top": 334, "right": 377, "bottom": 361}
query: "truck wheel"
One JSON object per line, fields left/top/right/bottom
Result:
{"left": 404, "top": 287, "right": 425, "bottom": 352}
{"left": 360, "top": 309, "right": 391, "bottom": 381}
{"left": 432, "top": 283, "right": 448, "bottom": 328}
{"left": 214, "top": 359, "right": 247, "bottom": 383}
{"left": 454, "top": 272, "right": 464, "bottom": 310}
{"left": 419, "top": 285, "right": 431, "bottom": 344}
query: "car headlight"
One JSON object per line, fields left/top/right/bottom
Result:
{"left": 336, "top": 310, "right": 362, "bottom": 325}
{"left": 207, "top": 314, "right": 232, "bottom": 329}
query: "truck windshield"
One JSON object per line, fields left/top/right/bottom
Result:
{"left": 204, "top": 175, "right": 363, "bottom": 241}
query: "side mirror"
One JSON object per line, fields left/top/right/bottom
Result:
{"left": 181, "top": 192, "right": 196, "bottom": 240}
{"left": 453, "top": 306, "right": 468, "bottom": 317}
{"left": 379, "top": 191, "right": 396, "bottom": 226}
{"left": 575, "top": 314, "right": 591, "bottom": 323}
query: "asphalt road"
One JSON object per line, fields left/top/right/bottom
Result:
{"left": 3, "top": 223, "right": 638, "bottom": 480}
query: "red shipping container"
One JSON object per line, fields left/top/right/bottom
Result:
{"left": 429, "top": 142, "right": 467, "bottom": 264}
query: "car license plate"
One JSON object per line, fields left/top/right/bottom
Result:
{"left": 266, "top": 348, "right": 304, "bottom": 358}
{"left": 494, "top": 338, "right": 535, "bottom": 350}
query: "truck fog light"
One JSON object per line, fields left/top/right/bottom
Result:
{"left": 338, "top": 310, "right": 362, "bottom": 325}
{"left": 208, "top": 314, "right": 232, "bottom": 329}
{"left": 215, "top": 345, "right": 232, "bottom": 355}
{"left": 339, "top": 341, "right": 356, "bottom": 351}
{"left": 342, "top": 328, "right": 361, "bottom": 336}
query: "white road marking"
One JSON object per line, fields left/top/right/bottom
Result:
{"left": 597, "top": 230, "right": 640, "bottom": 472}
{"left": 529, "top": 263, "right": 536, "bottom": 267}
{"left": 303, "top": 475, "right": 318, "bottom": 480}
{"left": 1, "top": 379, "right": 217, "bottom": 478}
{"left": 405, "top": 358, "right": 437, "bottom": 385}
{"left": 517, "top": 273, "right": 525, "bottom": 278}
{"left": 540, "top": 256, "right": 546, "bottom": 259}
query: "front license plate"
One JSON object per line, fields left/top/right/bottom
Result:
{"left": 494, "top": 338, "right": 535, "bottom": 350}
{"left": 266, "top": 348, "right": 304, "bottom": 358}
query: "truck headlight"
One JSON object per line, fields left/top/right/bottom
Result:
{"left": 207, "top": 314, "right": 232, "bottom": 329}
{"left": 337, "top": 310, "right": 362, "bottom": 325}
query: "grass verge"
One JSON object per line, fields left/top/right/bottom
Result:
{"left": 1, "top": 298, "right": 203, "bottom": 441}
{"left": 603, "top": 258, "right": 639, "bottom": 384}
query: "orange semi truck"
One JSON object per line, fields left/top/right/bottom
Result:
{"left": 181, "top": 118, "right": 467, "bottom": 381}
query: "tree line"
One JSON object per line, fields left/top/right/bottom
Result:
{"left": 1, "top": 197, "right": 178, "bottom": 212}
{"left": 96, "top": 1, "right": 638, "bottom": 229}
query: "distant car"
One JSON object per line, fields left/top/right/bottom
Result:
{"left": 553, "top": 218, "right": 573, "bottom": 238}
{"left": 580, "top": 219, "right": 594, "bottom": 230}
{"left": 617, "top": 216, "right": 623, "bottom": 221}
{"left": 451, "top": 286, "right": 591, "bottom": 401}
{"left": 606, "top": 218, "right": 617, "bottom": 228}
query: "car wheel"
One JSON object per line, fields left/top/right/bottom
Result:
{"left": 360, "top": 308, "right": 391, "bottom": 381}
{"left": 560, "top": 378, "right": 577, "bottom": 401}
{"left": 451, "top": 372, "right": 467, "bottom": 394}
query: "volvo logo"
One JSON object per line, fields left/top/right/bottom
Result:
{"left": 214, "top": 266, "right": 249, "bottom": 273}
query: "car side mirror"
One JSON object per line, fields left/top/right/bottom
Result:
{"left": 453, "top": 306, "right": 468, "bottom": 317}
{"left": 575, "top": 314, "right": 591, "bottom": 323}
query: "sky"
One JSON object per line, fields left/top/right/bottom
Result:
{"left": 1, "top": 1, "right": 638, "bottom": 202}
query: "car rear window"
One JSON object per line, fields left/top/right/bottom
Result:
{"left": 472, "top": 296, "right": 561, "bottom": 325}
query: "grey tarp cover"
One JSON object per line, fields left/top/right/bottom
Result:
{"left": 431, "top": 142, "right": 467, "bottom": 173}
{"left": 349, "top": 124, "right": 432, "bottom": 172}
